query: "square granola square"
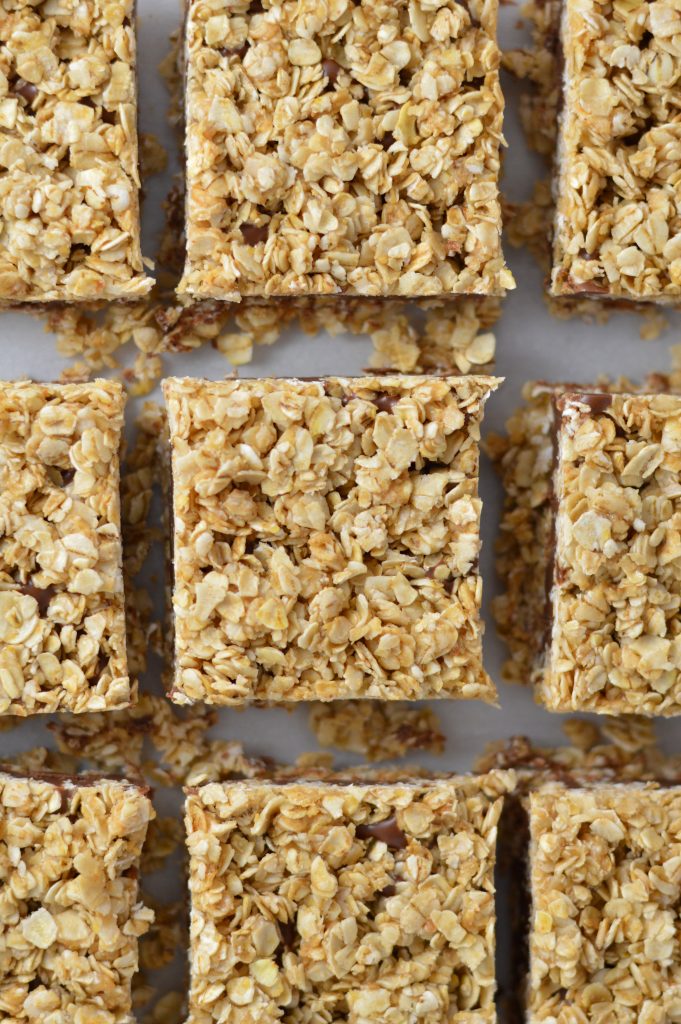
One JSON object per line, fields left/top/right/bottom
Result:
{"left": 549, "top": 0, "right": 681, "bottom": 304}
{"left": 493, "top": 385, "right": 681, "bottom": 716}
{"left": 0, "top": 770, "right": 153, "bottom": 1021}
{"left": 0, "top": 0, "right": 152, "bottom": 304}
{"left": 0, "top": 380, "right": 130, "bottom": 715}
{"left": 185, "top": 772, "right": 515, "bottom": 1024}
{"left": 179, "top": 0, "right": 513, "bottom": 300}
{"left": 546, "top": 390, "right": 681, "bottom": 715}
{"left": 528, "top": 784, "right": 681, "bottom": 1024}
{"left": 163, "top": 374, "right": 499, "bottom": 704}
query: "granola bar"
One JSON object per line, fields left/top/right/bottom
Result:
{"left": 178, "top": 0, "right": 514, "bottom": 301}
{"left": 528, "top": 784, "right": 681, "bottom": 1023}
{"left": 492, "top": 382, "right": 681, "bottom": 715}
{"left": 0, "top": 769, "right": 154, "bottom": 1022}
{"left": 163, "top": 374, "right": 500, "bottom": 705}
{"left": 0, "top": 0, "right": 152, "bottom": 304}
{"left": 184, "top": 771, "right": 516, "bottom": 1024}
{"left": 550, "top": 0, "right": 681, "bottom": 304}
{"left": 0, "top": 380, "right": 130, "bottom": 715}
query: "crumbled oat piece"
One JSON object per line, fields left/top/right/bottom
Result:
{"left": 0, "top": 0, "right": 152, "bottom": 304}
{"left": 0, "top": 379, "right": 131, "bottom": 715}
{"left": 164, "top": 375, "right": 500, "bottom": 705}
{"left": 185, "top": 771, "right": 515, "bottom": 1024}
{"left": 550, "top": 0, "right": 681, "bottom": 304}
{"left": 0, "top": 770, "right": 154, "bottom": 1023}
{"left": 179, "top": 0, "right": 514, "bottom": 300}
{"left": 476, "top": 716, "right": 681, "bottom": 789}
{"left": 528, "top": 784, "right": 681, "bottom": 1024}
{"left": 309, "top": 700, "right": 445, "bottom": 761}
{"left": 492, "top": 380, "right": 681, "bottom": 715}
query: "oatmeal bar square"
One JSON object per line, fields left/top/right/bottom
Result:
{"left": 0, "top": 0, "right": 152, "bottom": 304}
{"left": 0, "top": 380, "right": 130, "bottom": 715}
{"left": 185, "top": 771, "right": 515, "bottom": 1024}
{"left": 528, "top": 785, "right": 681, "bottom": 1024}
{"left": 494, "top": 386, "right": 681, "bottom": 715}
{"left": 0, "top": 770, "right": 153, "bottom": 1022}
{"left": 163, "top": 374, "right": 499, "bottom": 705}
{"left": 550, "top": 0, "right": 681, "bottom": 304}
{"left": 178, "top": 0, "right": 514, "bottom": 301}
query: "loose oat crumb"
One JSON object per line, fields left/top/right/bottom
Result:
{"left": 476, "top": 715, "right": 681, "bottom": 787}
{"left": 309, "top": 700, "right": 445, "bottom": 762}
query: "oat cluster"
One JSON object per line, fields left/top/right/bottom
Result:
{"left": 309, "top": 699, "right": 445, "bottom": 761}
{"left": 163, "top": 375, "right": 499, "bottom": 705}
{"left": 185, "top": 772, "right": 515, "bottom": 1024}
{"left": 551, "top": 0, "right": 681, "bottom": 303}
{"left": 179, "top": 0, "right": 513, "bottom": 300}
{"left": 529, "top": 785, "right": 681, "bottom": 1024}
{"left": 0, "top": 770, "right": 154, "bottom": 1023}
{"left": 492, "top": 381, "right": 681, "bottom": 716}
{"left": 0, "top": 0, "right": 151, "bottom": 304}
{"left": 0, "top": 380, "right": 130, "bottom": 716}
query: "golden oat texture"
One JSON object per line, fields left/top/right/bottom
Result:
{"left": 0, "top": 770, "right": 154, "bottom": 1023}
{"left": 491, "top": 382, "right": 681, "bottom": 716}
{"left": 179, "top": 0, "right": 514, "bottom": 301}
{"left": 0, "top": 379, "right": 131, "bottom": 716}
{"left": 0, "top": 0, "right": 152, "bottom": 304}
{"left": 163, "top": 374, "right": 500, "bottom": 705}
{"left": 550, "top": 0, "right": 681, "bottom": 303}
{"left": 528, "top": 784, "right": 681, "bottom": 1024}
{"left": 184, "top": 771, "right": 516, "bottom": 1024}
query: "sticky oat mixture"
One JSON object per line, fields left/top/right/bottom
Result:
{"left": 0, "top": 380, "right": 130, "bottom": 716}
{"left": 179, "top": 0, "right": 513, "bottom": 300}
{"left": 0, "top": 771, "right": 154, "bottom": 1023}
{"left": 163, "top": 375, "right": 499, "bottom": 705}
{"left": 0, "top": 0, "right": 152, "bottom": 304}
{"left": 551, "top": 0, "right": 681, "bottom": 303}
{"left": 185, "top": 772, "right": 515, "bottom": 1024}
{"left": 492, "top": 385, "right": 681, "bottom": 716}
{"left": 529, "top": 785, "right": 681, "bottom": 1024}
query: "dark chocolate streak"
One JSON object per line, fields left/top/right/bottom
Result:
{"left": 322, "top": 58, "right": 341, "bottom": 84}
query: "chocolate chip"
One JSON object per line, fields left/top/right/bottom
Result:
{"left": 322, "top": 58, "right": 341, "bottom": 85}
{"left": 581, "top": 393, "right": 612, "bottom": 416}
{"left": 372, "top": 393, "right": 398, "bottom": 414}
{"left": 250, "top": 0, "right": 264, "bottom": 11}
{"left": 443, "top": 575, "right": 456, "bottom": 596}
{"left": 382, "top": 131, "right": 395, "bottom": 149}
{"left": 356, "top": 817, "right": 407, "bottom": 849}
{"left": 60, "top": 467, "right": 76, "bottom": 485}
{"left": 278, "top": 919, "right": 296, "bottom": 949}
{"left": 380, "top": 884, "right": 397, "bottom": 897}
{"left": 219, "top": 43, "right": 248, "bottom": 59}
{"left": 17, "top": 583, "right": 57, "bottom": 615}
{"left": 241, "top": 222, "right": 269, "bottom": 245}
{"left": 13, "top": 79, "right": 38, "bottom": 104}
